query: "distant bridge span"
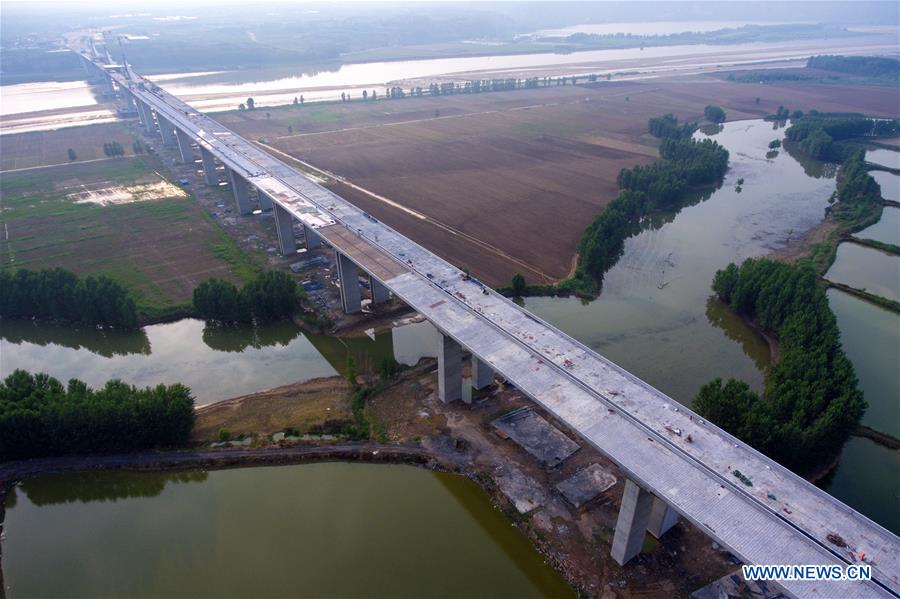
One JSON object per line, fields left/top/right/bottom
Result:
{"left": 79, "top": 49, "right": 899, "bottom": 598}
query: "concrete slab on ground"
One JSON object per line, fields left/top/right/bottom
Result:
{"left": 556, "top": 463, "right": 617, "bottom": 508}
{"left": 494, "top": 464, "right": 548, "bottom": 514}
{"left": 492, "top": 407, "right": 580, "bottom": 468}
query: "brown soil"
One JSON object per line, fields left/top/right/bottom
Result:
{"left": 0, "top": 122, "right": 140, "bottom": 171}
{"left": 223, "top": 77, "right": 900, "bottom": 287}
{"left": 193, "top": 376, "right": 352, "bottom": 441}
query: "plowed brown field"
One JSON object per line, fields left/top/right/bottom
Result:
{"left": 223, "top": 77, "right": 900, "bottom": 286}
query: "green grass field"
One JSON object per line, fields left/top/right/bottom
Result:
{"left": 1, "top": 155, "right": 258, "bottom": 320}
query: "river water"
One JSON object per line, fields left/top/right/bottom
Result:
{"left": 1, "top": 464, "right": 571, "bottom": 598}
{"left": 2, "top": 36, "right": 895, "bottom": 133}
{"left": 3, "top": 119, "right": 899, "bottom": 591}
{"left": 521, "top": 120, "right": 899, "bottom": 532}
{"left": 0, "top": 318, "right": 439, "bottom": 405}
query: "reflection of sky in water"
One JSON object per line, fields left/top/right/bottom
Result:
{"left": 870, "top": 171, "right": 900, "bottom": 203}
{"left": 392, "top": 320, "right": 440, "bottom": 366}
{"left": 1, "top": 319, "right": 337, "bottom": 405}
{"left": 1, "top": 318, "right": 442, "bottom": 405}
{"left": 866, "top": 149, "right": 900, "bottom": 170}
{"left": 826, "top": 243, "right": 900, "bottom": 302}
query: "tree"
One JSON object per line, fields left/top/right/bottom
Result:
{"left": 346, "top": 355, "right": 358, "bottom": 386}
{"left": 238, "top": 103, "right": 246, "bottom": 111}
{"left": 67, "top": 148, "right": 76, "bottom": 161}
{"left": 300, "top": 95, "right": 304, "bottom": 104}
{"left": 341, "top": 92, "right": 346, "bottom": 102}
{"left": 246, "top": 97, "right": 255, "bottom": 110}
{"left": 293, "top": 96, "right": 299, "bottom": 105}
{"left": 362, "top": 90, "right": 368, "bottom": 100}
{"left": 0, "top": 370, "right": 195, "bottom": 460}
{"left": 696, "top": 258, "right": 867, "bottom": 473}
{"left": 192, "top": 271, "right": 302, "bottom": 324}
{"left": 0, "top": 268, "right": 137, "bottom": 328}
{"left": 371, "top": 90, "right": 377, "bottom": 100}
{"left": 511, "top": 273, "right": 527, "bottom": 297}
{"left": 704, "top": 105, "right": 726, "bottom": 123}
{"left": 379, "top": 356, "right": 400, "bottom": 381}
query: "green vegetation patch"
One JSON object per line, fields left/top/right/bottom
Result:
{"left": 696, "top": 259, "right": 866, "bottom": 474}
{"left": 0, "top": 369, "right": 195, "bottom": 460}
{"left": 1, "top": 157, "right": 257, "bottom": 320}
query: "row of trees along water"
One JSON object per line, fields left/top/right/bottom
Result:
{"left": 0, "top": 268, "right": 138, "bottom": 328}
{"left": 0, "top": 370, "right": 195, "bottom": 460}
{"left": 696, "top": 259, "right": 866, "bottom": 473}
{"left": 192, "top": 271, "right": 303, "bottom": 324}
{"left": 572, "top": 113, "right": 729, "bottom": 290}
{"left": 784, "top": 113, "right": 899, "bottom": 161}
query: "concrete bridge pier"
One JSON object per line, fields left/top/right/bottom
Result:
{"left": 258, "top": 191, "right": 273, "bottom": 211}
{"left": 303, "top": 225, "right": 323, "bottom": 250}
{"left": 137, "top": 101, "right": 155, "bottom": 135}
{"left": 228, "top": 169, "right": 253, "bottom": 215}
{"left": 371, "top": 277, "right": 390, "bottom": 303}
{"left": 611, "top": 479, "right": 654, "bottom": 566}
{"left": 157, "top": 116, "right": 176, "bottom": 147}
{"left": 647, "top": 496, "right": 679, "bottom": 538}
{"left": 336, "top": 252, "right": 362, "bottom": 314}
{"left": 472, "top": 357, "right": 494, "bottom": 390}
{"left": 273, "top": 202, "right": 297, "bottom": 255}
{"left": 175, "top": 129, "right": 195, "bottom": 164}
{"left": 438, "top": 334, "right": 464, "bottom": 403}
{"left": 199, "top": 148, "right": 218, "bottom": 186}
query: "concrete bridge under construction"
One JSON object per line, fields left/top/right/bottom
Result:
{"left": 79, "top": 48, "right": 899, "bottom": 598}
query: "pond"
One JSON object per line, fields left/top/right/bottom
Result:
{"left": 870, "top": 170, "right": 900, "bottom": 203}
{"left": 866, "top": 148, "right": 900, "bottom": 170}
{"left": 825, "top": 243, "right": 900, "bottom": 302}
{"left": 0, "top": 318, "right": 439, "bottom": 405}
{"left": 1, "top": 463, "right": 571, "bottom": 598}
{"left": 856, "top": 205, "right": 899, "bottom": 244}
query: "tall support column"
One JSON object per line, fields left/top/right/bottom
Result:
{"left": 611, "top": 479, "right": 654, "bottom": 566}
{"left": 228, "top": 168, "right": 252, "bottom": 215}
{"left": 438, "top": 334, "right": 463, "bottom": 403}
{"left": 137, "top": 101, "right": 155, "bottom": 134}
{"left": 175, "top": 129, "right": 194, "bottom": 164}
{"left": 472, "top": 357, "right": 494, "bottom": 390}
{"left": 273, "top": 202, "right": 297, "bottom": 256}
{"left": 647, "top": 496, "right": 679, "bottom": 539}
{"left": 371, "top": 277, "right": 390, "bottom": 303}
{"left": 157, "top": 116, "right": 176, "bottom": 146}
{"left": 258, "top": 190, "right": 273, "bottom": 211}
{"left": 200, "top": 147, "right": 218, "bottom": 185}
{"left": 336, "top": 252, "right": 362, "bottom": 314}
{"left": 303, "top": 224, "right": 322, "bottom": 250}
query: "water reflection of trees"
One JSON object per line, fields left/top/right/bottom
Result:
{"left": 633, "top": 186, "right": 715, "bottom": 235}
{"left": 305, "top": 330, "right": 394, "bottom": 376}
{"left": 18, "top": 470, "right": 208, "bottom": 506}
{"left": 201, "top": 321, "right": 302, "bottom": 353}
{"left": 704, "top": 296, "right": 770, "bottom": 372}
{"left": 0, "top": 319, "right": 151, "bottom": 358}
{"left": 783, "top": 140, "right": 839, "bottom": 179}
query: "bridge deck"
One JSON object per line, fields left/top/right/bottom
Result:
{"left": 318, "top": 224, "right": 410, "bottom": 281}
{"left": 90, "top": 54, "right": 900, "bottom": 598}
